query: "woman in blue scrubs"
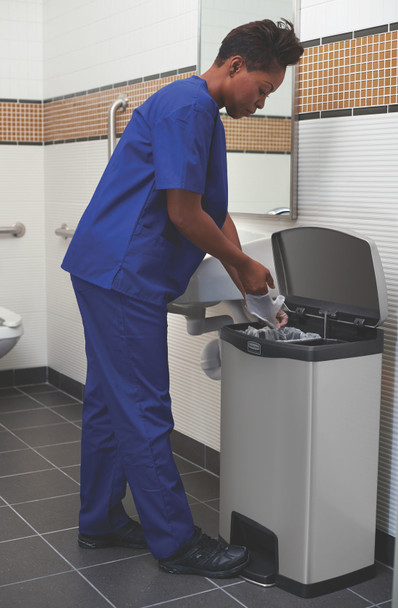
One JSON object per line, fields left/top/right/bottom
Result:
{"left": 62, "top": 19, "right": 303, "bottom": 577}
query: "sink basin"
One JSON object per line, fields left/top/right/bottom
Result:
{"left": 171, "top": 232, "right": 275, "bottom": 308}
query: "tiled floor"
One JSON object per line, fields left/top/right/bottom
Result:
{"left": 0, "top": 383, "right": 393, "bottom": 608}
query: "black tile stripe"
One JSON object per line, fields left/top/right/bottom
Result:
{"left": 354, "top": 24, "right": 388, "bottom": 38}
{"left": 302, "top": 38, "right": 320, "bottom": 48}
{"left": 353, "top": 105, "right": 388, "bottom": 115}
{"left": 322, "top": 31, "right": 353, "bottom": 44}
{"left": 298, "top": 112, "right": 321, "bottom": 120}
{"left": 302, "top": 20, "right": 394, "bottom": 46}
{"left": 321, "top": 109, "right": 353, "bottom": 118}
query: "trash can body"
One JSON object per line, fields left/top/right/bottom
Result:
{"left": 219, "top": 227, "right": 387, "bottom": 597}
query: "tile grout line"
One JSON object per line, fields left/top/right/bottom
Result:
{"left": 0, "top": 496, "right": 119, "bottom": 608}
{"left": 0, "top": 425, "right": 81, "bottom": 487}
{"left": 135, "top": 587, "right": 222, "bottom": 608}
{"left": 7, "top": 490, "right": 80, "bottom": 507}
{"left": 0, "top": 569, "right": 75, "bottom": 589}
{"left": 219, "top": 585, "right": 250, "bottom": 607}
{"left": 1, "top": 466, "right": 56, "bottom": 478}
{"left": 348, "top": 585, "right": 392, "bottom": 605}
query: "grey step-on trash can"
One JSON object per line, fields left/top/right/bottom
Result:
{"left": 219, "top": 226, "right": 388, "bottom": 598}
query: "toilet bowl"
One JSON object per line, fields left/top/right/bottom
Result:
{"left": 0, "top": 307, "right": 24, "bottom": 358}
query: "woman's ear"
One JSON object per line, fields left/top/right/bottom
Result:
{"left": 228, "top": 56, "right": 245, "bottom": 76}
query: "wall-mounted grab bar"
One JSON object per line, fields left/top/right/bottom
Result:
{"left": 0, "top": 222, "right": 25, "bottom": 237}
{"left": 55, "top": 224, "right": 75, "bottom": 239}
{"left": 108, "top": 95, "right": 128, "bottom": 160}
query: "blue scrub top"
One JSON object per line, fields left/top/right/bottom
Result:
{"left": 62, "top": 76, "right": 228, "bottom": 305}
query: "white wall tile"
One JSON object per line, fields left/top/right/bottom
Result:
{"left": 43, "top": 0, "right": 198, "bottom": 98}
{"left": 300, "top": 0, "right": 398, "bottom": 41}
{"left": 0, "top": 311, "right": 47, "bottom": 370}
{"left": 0, "top": 145, "right": 46, "bottom": 371}
{"left": 0, "top": 0, "right": 43, "bottom": 99}
{"left": 47, "top": 312, "right": 86, "bottom": 383}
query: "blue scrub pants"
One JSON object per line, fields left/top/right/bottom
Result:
{"left": 71, "top": 276, "right": 194, "bottom": 559}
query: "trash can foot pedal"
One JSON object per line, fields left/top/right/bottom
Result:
{"left": 230, "top": 512, "right": 278, "bottom": 587}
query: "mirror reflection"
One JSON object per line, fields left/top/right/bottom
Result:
{"left": 199, "top": 0, "right": 298, "bottom": 218}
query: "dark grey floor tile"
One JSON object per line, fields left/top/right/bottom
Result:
{"left": 51, "top": 402, "right": 83, "bottom": 421}
{"left": 0, "top": 430, "right": 27, "bottom": 451}
{"left": 61, "top": 464, "right": 80, "bottom": 483}
{"left": 227, "top": 582, "right": 373, "bottom": 607}
{"left": 0, "top": 535, "right": 71, "bottom": 585}
{"left": 205, "top": 498, "right": 220, "bottom": 511}
{"left": 36, "top": 440, "right": 81, "bottom": 467}
{"left": 190, "top": 502, "right": 219, "bottom": 539}
{"left": 156, "top": 587, "right": 246, "bottom": 607}
{"left": 349, "top": 563, "right": 393, "bottom": 604}
{"left": 0, "top": 448, "right": 54, "bottom": 476}
{"left": 0, "top": 505, "right": 35, "bottom": 541}
{"left": 14, "top": 422, "right": 81, "bottom": 447}
{"left": 13, "top": 492, "right": 80, "bottom": 533}
{"left": 0, "top": 394, "right": 43, "bottom": 413}
{"left": 0, "top": 408, "right": 66, "bottom": 430}
{"left": 379, "top": 601, "right": 392, "bottom": 607}
{"left": 44, "top": 527, "right": 149, "bottom": 569}
{"left": 33, "top": 391, "right": 80, "bottom": 406}
{"left": 0, "top": 387, "right": 21, "bottom": 398}
{"left": 82, "top": 553, "right": 214, "bottom": 608}
{"left": 1, "top": 468, "right": 79, "bottom": 504}
{"left": 19, "top": 383, "right": 58, "bottom": 395}
{"left": 0, "top": 571, "right": 112, "bottom": 608}
{"left": 182, "top": 471, "right": 220, "bottom": 502}
{"left": 175, "top": 454, "right": 202, "bottom": 474}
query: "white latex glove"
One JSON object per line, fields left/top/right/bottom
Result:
{"left": 245, "top": 293, "right": 286, "bottom": 329}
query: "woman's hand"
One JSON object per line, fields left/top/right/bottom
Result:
{"left": 236, "top": 258, "right": 275, "bottom": 295}
{"left": 276, "top": 309, "right": 289, "bottom": 328}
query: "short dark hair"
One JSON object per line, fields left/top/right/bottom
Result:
{"left": 215, "top": 19, "right": 304, "bottom": 72}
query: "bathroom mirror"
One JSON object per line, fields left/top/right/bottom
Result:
{"left": 198, "top": 0, "right": 299, "bottom": 219}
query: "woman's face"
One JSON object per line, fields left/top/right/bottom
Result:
{"left": 222, "top": 59, "right": 286, "bottom": 119}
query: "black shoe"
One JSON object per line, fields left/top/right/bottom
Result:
{"left": 159, "top": 527, "right": 250, "bottom": 578}
{"left": 78, "top": 518, "right": 147, "bottom": 549}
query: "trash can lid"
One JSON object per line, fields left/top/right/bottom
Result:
{"left": 271, "top": 226, "right": 388, "bottom": 327}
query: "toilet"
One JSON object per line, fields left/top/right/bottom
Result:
{"left": 0, "top": 307, "right": 24, "bottom": 358}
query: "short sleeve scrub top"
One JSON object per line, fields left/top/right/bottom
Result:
{"left": 62, "top": 75, "right": 228, "bottom": 305}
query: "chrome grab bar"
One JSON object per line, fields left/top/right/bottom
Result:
{"left": 108, "top": 95, "right": 128, "bottom": 159}
{"left": 0, "top": 222, "right": 25, "bottom": 237}
{"left": 55, "top": 223, "right": 75, "bottom": 239}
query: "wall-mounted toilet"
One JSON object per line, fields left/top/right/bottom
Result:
{"left": 0, "top": 307, "right": 23, "bottom": 358}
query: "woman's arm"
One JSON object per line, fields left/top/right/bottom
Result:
{"left": 220, "top": 213, "right": 245, "bottom": 296}
{"left": 167, "top": 189, "right": 274, "bottom": 295}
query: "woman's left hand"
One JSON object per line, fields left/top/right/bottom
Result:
{"left": 276, "top": 309, "right": 289, "bottom": 328}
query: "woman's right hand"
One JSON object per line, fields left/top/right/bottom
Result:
{"left": 237, "top": 258, "right": 275, "bottom": 295}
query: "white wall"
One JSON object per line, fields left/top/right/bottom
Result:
{"left": 300, "top": 0, "right": 398, "bottom": 41}
{"left": 43, "top": 0, "right": 198, "bottom": 98}
{"left": 0, "top": 0, "right": 43, "bottom": 100}
{"left": 0, "top": 0, "right": 46, "bottom": 372}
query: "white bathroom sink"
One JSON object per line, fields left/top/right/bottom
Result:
{"left": 171, "top": 231, "right": 275, "bottom": 309}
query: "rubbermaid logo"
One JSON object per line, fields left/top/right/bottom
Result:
{"left": 247, "top": 341, "right": 261, "bottom": 355}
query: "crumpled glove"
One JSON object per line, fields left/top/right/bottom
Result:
{"left": 245, "top": 293, "right": 286, "bottom": 328}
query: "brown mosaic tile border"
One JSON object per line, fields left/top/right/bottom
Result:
{"left": 0, "top": 67, "right": 290, "bottom": 153}
{"left": 2, "top": 23, "right": 397, "bottom": 147}
{"left": 298, "top": 27, "right": 398, "bottom": 115}
{"left": 43, "top": 71, "right": 195, "bottom": 143}
{"left": 0, "top": 100, "right": 42, "bottom": 145}
{"left": 222, "top": 113, "right": 291, "bottom": 153}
